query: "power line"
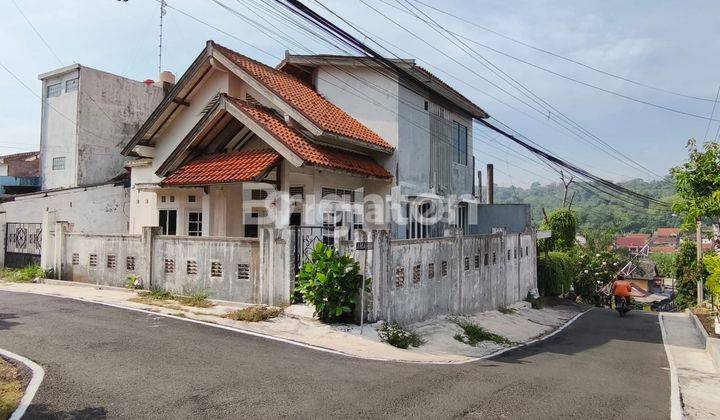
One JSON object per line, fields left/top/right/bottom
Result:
{"left": 704, "top": 85, "right": 720, "bottom": 140}
{"left": 407, "top": 0, "right": 718, "bottom": 103}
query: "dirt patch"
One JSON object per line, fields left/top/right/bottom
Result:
{"left": 693, "top": 309, "right": 720, "bottom": 338}
{"left": 0, "top": 356, "right": 25, "bottom": 419}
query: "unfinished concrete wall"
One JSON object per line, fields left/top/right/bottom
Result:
{"left": 470, "top": 204, "right": 531, "bottom": 235}
{"left": 62, "top": 233, "right": 143, "bottom": 287}
{"left": 151, "top": 235, "right": 260, "bottom": 303}
{"left": 362, "top": 229, "right": 537, "bottom": 325}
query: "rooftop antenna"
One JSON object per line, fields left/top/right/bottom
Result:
{"left": 158, "top": 0, "right": 167, "bottom": 75}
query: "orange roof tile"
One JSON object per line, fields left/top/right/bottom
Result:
{"left": 161, "top": 149, "right": 280, "bottom": 186}
{"left": 226, "top": 96, "right": 392, "bottom": 179}
{"left": 212, "top": 42, "right": 393, "bottom": 151}
{"left": 654, "top": 227, "right": 680, "bottom": 237}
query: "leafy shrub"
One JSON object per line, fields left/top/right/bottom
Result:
{"left": 226, "top": 306, "right": 282, "bottom": 322}
{"left": 675, "top": 239, "right": 704, "bottom": 309}
{"left": 704, "top": 254, "right": 720, "bottom": 300}
{"left": 453, "top": 320, "right": 511, "bottom": 346}
{"left": 539, "top": 209, "right": 577, "bottom": 252}
{"left": 525, "top": 292, "right": 545, "bottom": 309}
{"left": 571, "top": 250, "right": 623, "bottom": 305}
{"left": 377, "top": 321, "right": 423, "bottom": 349}
{"left": 176, "top": 290, "right": 213, "bottom": 308}
{"left": 0, "top": 264, "right": 47, "bottom": 282}
{"left": 537, "top": 251, "right": 572, "bottom": 296}
{"left": 294, "top": 242, "right": 369, "bottom": 322}
{"left": 126, "top": 275, "right": 142, "bottom": 290}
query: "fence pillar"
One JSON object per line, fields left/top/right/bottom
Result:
{"left": 141, "top": 226, "right": 160, "bottom": 289}
{"left": 40, "top": 210, "right": 57, "bottom": 270}
{"left": 259, "top": 227, "right": 292, "bottom": 306}
{"left": 0, "top": 212, "right": 5, "bottom": 268}
{"left": 53, "top": 222, "right": 69, "bottom": 279}
{"left": 368, "top": 229, "right": 390, "bottom": 322}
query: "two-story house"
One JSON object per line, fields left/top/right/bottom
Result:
{"left": 122, "top": 41, "right": 489, "bottom": 242}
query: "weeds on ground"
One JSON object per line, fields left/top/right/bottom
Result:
{"left": 0, "top": 357, "right": 23, "bottom": 419}
{"left": 377, "top": 321, "right": 424, "bottom": 349}
{"left": 453, "top": 319, "right": 512, "bottom": 346}
{"left": 176, "top": 289, "right": 213, "bottom": 308}
{"left": 525, "top": 294, "right": 545, "bottom": 309}
{"left": 132, "top": 287, "right": 213, "bottom": 309}
{"left": 0, "top": 264, "right": 47, "bottom": 283}
{"left": 125, "top": 275, "right": 142, "bottom": 290}
{"left": 225, "top": 306, "right": 282, "bottom": 322}
{"left": 498, "top": 306, "right": 516, "bottom": 314}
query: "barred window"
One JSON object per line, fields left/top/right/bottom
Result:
{"left": 413, "top": 264, "right": 421, "bottom": 283}
{"left": 89, "top": 254, "right": 97, "bottom": 267}
{"left": 65, "top": 78, "right": 78, "bottom": 92}
{"left": 164, "top": 258, "right": 175, "bottom": 274}
{"left": 238, "top": 263, "right": 250, "bottom": 280}
{"left": 52, "top": 157, "right": 65, "bottom": 170}
{"left": 107, "top": 254, "right": 116, "bottom": 269}
{"left": 211, "top": 262, "right": 222, "bottom": 277}
{"left": 441, "top": 261, "right": 448, "bottom": 277}
{"left": 186, "top": 260, "right": 198, "bottom": 275}
{"left": 72, "top": 253, "right": 79, "bottom": 265}
{"left": 395, "top": 267, "right": 405, "bottom": 287}
{"left": 126, "top": 256, "right": 135, "bottom": 271}
{"left": 47, "top": 83, "right": 61, "bottom": 98}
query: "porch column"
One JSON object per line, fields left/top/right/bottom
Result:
{"left": 201, "top": 192, "right": 211, "bottom": 237}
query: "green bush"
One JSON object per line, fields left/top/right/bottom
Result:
{"left": 675, "top": 239, "right": 704, "bottom": 309}
{"left": 294, "top": 242, "right": 369, "bottom": 322}
{"left": 572, "top": 249, "right": 623, "bottom": 305}
{"left": 537, "top": 251, "right": 572, "bottom": 296}
{"left": 0, "top": 264, "right": 47, "bottom": 282}
{"left": 539, "top": 209, "right": 577, "bottom": 252}
{"left": 377, "top": 321, "right": 423, "bottom": 349}
{"left": 453, "top": 320, "right": 511, "bottom": 346}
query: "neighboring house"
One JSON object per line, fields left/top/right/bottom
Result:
{"left": 0, "top": 151, "right": 40, "bottom": 195}
{"left": 652, "top": 227, "right": 680, "bottom": 249}
{"left": 626, "top": 259, "right": 662, "bottom": 294}
{"left": 122, "top": 41, "right": 498, "bottom": 240}
{"left": 615, "top": 233, "right": 650, "bottom": 253}
{"left": 38, "top": 64, "right": 165, "bottom": 190}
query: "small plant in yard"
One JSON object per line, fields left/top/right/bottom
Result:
{"left": 453, "top": 319, "right": 512, "bottom": 346}
{"left": 225, "top": 306, "right": 282, "bottom": 322}
{"left": 0, "top": 264, "right": 47, "bottom": 283}
{"left": 139, "top": 289, "right": 173, "bottom": 300}
{"left": 294, "top": 242, "right": 370, "bottom": 323}
{"left": 177, "top": 287, "right": 213, "bottom": 308}
{"left": 377, "top": 321, "right": 424, "bottom": 349}
{"left": 125, "top": 275, "right": 142, "bottom": 290}
{"left": 525, "top": 292, "right": 545, "bottom": 309}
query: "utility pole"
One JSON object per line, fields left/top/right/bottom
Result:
{"left": 697, "top": 218, "right": 704, "bottom": 303}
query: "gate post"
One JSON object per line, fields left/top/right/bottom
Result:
{"left": 53, "top": 222, "right": 69, "bottom": 280}
{"left": 40, "top": 210, "right": 57, "bottom": 271}
{"left": 141, "top": 226, "right": 160, "bottom": 289}
{"left": 0, "top": 212, "right": 6, "bottom": 268}
{"left": 368, "top": 229, "right": 390, "bottom": 322}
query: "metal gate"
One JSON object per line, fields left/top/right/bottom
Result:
{"left": 291, "top": 225, "right": 332, "bottom": 274}
{"left": 5, "top": 223, "right": 42, "bottom": 268}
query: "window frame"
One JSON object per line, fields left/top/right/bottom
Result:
{"left": 65, "top": 78, "right": 78, "bottom": 93}
{"left": 452, "top": 121, "right": 468, "bottom": 165}
{"left": 52, "top": 156, "right": 66, "bottom": 170}
{"left": 187, "top": 211, "right": 203, "bottom": 236}
{"left": 46, "top": 83, "right": 62, "bottom": 98}
{"left": 158, "top": 209, "right": 177, "bottom": 235}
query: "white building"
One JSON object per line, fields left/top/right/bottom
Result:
{"left": 122, "top": 41, "right": 489, "bottom": 240}
{"left": 38, "top": 64, "right": 165, "bottom": 190}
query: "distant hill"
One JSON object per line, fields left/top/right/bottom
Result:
{"left": 494, "top": 176, "right": 678, "bottom": 234}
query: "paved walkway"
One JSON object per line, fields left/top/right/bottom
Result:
{"left": 1, "top": 292, "right": 669, "bottom": 419}
{"left": 661, "top": 312, "right": 720, "bottom": 419}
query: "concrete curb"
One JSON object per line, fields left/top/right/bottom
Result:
{"left": 688, "top": 310, "right": 720, "bottom": 371}
{"left": 1, "top": 287, "right": 590, "bottom": 365}
{"left": 658, "top": 313, "right": 685, "bottom": 420}
{"left": 0, "top": 348, "right": 45, "bottom": 420}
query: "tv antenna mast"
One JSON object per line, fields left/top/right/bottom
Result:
{"left": 158, "top": 0, "right": 167, "bottom": 74}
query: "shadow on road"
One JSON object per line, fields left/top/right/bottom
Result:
{"left": 493, "top": 308, "right": 664, "bottom": 364}
{"left": 0, "top": 312, "right": 20, "bottom": 330}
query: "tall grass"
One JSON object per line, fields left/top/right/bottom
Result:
{"left": 0, "top": 264, "right": 46, "bottom": 283}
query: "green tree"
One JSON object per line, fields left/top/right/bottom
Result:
{"left": 674, "top": 240, "right": 702, "bottom": 310}
{"left": 671, "top": 140, "right": 720, "bottom": 230}
{"left": 540, "top": 209, "right": 577, "bottom": 251}
{"left": 650, "top": 253, "right": 676, "bottom": 278}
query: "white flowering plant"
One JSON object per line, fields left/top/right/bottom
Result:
{"left": 572, "top": 250, "right": 623, "bottom": 305}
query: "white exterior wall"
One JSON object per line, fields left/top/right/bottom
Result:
{"left": 75, "top": 67, "right": 164, "bottom": 186}
{"left": 40, "top": 68, "right": 80, "bottom": 190}
{"left": 0, "top": 183, "right": 129, "bottom": 233}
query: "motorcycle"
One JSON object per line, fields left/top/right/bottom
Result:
{"left": 614, "top": 296, "right": 630, "bottom": 317}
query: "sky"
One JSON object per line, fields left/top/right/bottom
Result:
{"left": 1, "top": 0, "right": 719, "bottom": 187}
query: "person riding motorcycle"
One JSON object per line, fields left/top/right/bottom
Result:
{"left": 610, "top": 275, "right": 633, "bottom": 311}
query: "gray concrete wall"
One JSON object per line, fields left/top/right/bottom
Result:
{"left": 470, "top": 204, "right": 531, "bottom": 235}
{"left": 364, "top": 229, "right": 537, "bottom": 325}
{"left": 151, "top": 235, "right": 260, "bottom": 302}
{"left": 62, "top": 233, "right": 143, "bottom": 287}
{"left": 0, "top": 183, "right": 129, "bottom": 234}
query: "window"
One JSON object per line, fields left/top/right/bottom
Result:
{"left": 72, "top": 253, "right": 79, "bottom": 265}
{"left": 244, "top": 212, "right": 259, "bottom": 238}
{"left": 159, "top": 210, "right": 177, "bottom": 235}
{"left": 238, "top": 263, "right": 250, "bottom": 280}
{"left": 188, "top": 195, "right": 196, "bottom": 203}
{"left": 441, "top": 261, "right": 448, "bottom": 277}
{"left": 47, "top": 83, "right": 61, "bottom": 98}
{"left": 89, "top": 254, "right": 98, "bottom": 267}
{"left": 452, "top": 121, "right": 468, "bottom": 165}
{"left": 188, "top": 211, "right": 202, "bottom": 236}
{"left": 454, "top": 203, "right": 468, "bottom": 234}
{"left": 289, "top": 186, "right": 304, "bottom": 201}
{"left": 251, "top": 189, "right": 268, "bottom": 200}
{"left": 65, "top": 78, "right": 78, "bottom": 93}
{"left": 395, "top": 267, "right": 405, "bottom": 287}
{"left": 164, "top": 258, "right": 175, "bottom": 274}
{"left": 187, "top": 260, "right": 198, "bottom": 275}
{"left": 52, "top": 157, "right": 65, "bottom": 170}
{"left": 406, "top": 201, "right": 433, "bottom": 239}
{"left": 321, "top": 187, "right": 354, "bottom": 202}
{"left": 413, "top": 264, "right": 421, "bottom": 283}
{"left": 289, "top": 212, "right": 301, "bottom": 226}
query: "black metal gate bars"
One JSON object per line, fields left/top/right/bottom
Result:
{"left": 5, "top": 223, "right": 42, "bottom": 268}
{"left": 291, "top": 225, "right": 332, "bottom": 274}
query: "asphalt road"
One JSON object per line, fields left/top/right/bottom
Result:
{"left": 1, "top": 292, "right": 670, "bottom": 419}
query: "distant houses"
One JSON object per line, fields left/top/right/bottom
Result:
{"left": 614, "top": 227, "right": 682, "bottom": 254}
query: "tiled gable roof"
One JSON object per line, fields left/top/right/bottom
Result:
{"left": 226, "top": 96, "right": 392, "bottom": 179}
{"left": 161, "top": 149, "right": 280, "bottom": 186}
{"left": 212, "top": 42, "right": 393, "bottom": 151}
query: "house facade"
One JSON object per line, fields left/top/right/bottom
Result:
{"left": 123, "top": 41, "right": 487, "bottom": 241}
{"left": 0, "top": 151, "right": 40, "bottom": 196}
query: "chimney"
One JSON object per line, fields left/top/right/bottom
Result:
{"left": 487, "top": 164, "right": 494, "bottom": 205}
{"left": 156, "top": 71, "right": 176, "bottom": 96}
{"left": 477, "top": 170, "right": 483, "bottom": 203}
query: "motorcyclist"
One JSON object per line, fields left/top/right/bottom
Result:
{"left": 610, "top": 275, "right": 633, "bottom": 310}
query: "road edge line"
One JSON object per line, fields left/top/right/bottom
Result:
{"left": 0, "top": 348, "right": 45, "bottom": 420}
{"left": 658, "top": 313, "right": 684, "bottom": 420}
{"left": 1, "top": 288, "right": 589, "bottom": 365}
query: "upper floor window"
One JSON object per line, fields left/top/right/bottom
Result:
{"left": 52, "top": 156, "right": 65, "bottom": 170}
{"left": 452, "top": 121, "right": 468, "bottom": 165}
{"left": 46, "top": 83, "right": 62, "bottom": 98}
{"left": 188, "top": 211, "right": 202, "bottom": 236}
{"left": 65, "top": 78, "right": 78, "bottom": 93}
